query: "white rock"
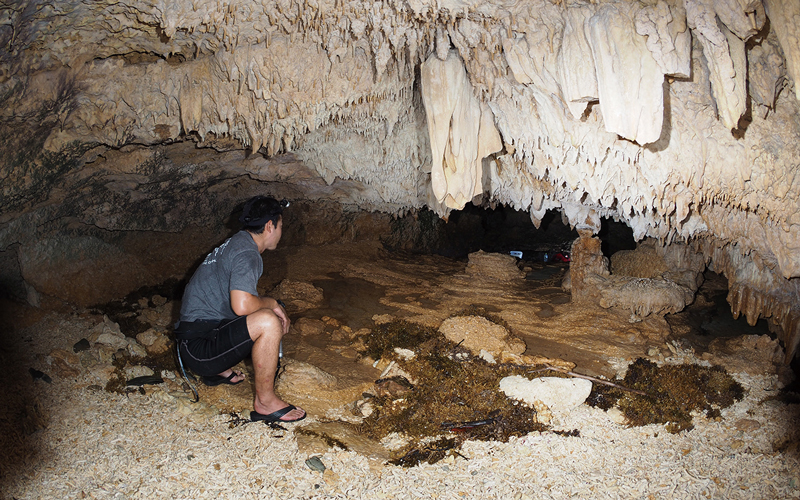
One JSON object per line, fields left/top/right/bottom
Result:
{"left": 393, "top": 348, "right": 415, "bottom": 360}
{"left": 479, "top": 349, "right": 496, "bottom": 364}
{"left": 95, "top": 332, "right": 128, "bottom": 350}
{"left": 124, "top": 365, "right": 154, "bottom": 379}
{"left": 607, "top": 407, "right": 627, "bottom": 424}
{"left": 499, "top": 376, "right": 593, "bottom": 414}
{"left": 126, "top": 339, "right": 148, "bottom": 359}
{"left": 380, "top": 432, "right": 410, "bottom": 451}
{"left": 93, "top": 315, "right": 127, "bottom": 349}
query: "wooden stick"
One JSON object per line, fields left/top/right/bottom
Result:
{"left": 529, "top": 364, "right": 649, "bottom": 396}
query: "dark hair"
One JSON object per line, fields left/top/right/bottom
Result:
{"left": 239, "top": 196, "right": 286, "bottom": 234}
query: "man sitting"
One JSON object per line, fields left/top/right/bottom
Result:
{"left": 174, "top": 195, "right": 305, "bottom": 423}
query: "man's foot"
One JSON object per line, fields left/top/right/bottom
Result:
{"left": 251, "top": 404, "right": 306, "bottom": 423}
{"left": 201, "top": 369, "right": 245, "bottom": 386}
{"left": 253, "top": 398, "right": 306, "bottom": 422}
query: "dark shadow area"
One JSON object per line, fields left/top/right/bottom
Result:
{"left": 666, "top": 271, "right": 799, "bottom": 394}
{"left": 598, "top": 216, "right": 637, "bottom": 258}
{"left": 0, "top": 298, "right": 47, "bottom": 493}
{"left": 666, "top": 270, "right": 772, "bottom": 352}
{"left": 309, "top": 274, "right": 397, "bottom": 331}
{"left": 89, "top": 279, "right": 186, "bottom": 338}
{"left": 387, "top": 205, "right": 578, "bottom": 260}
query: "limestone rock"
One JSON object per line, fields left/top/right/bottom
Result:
{"left": 421, "top": 50, "right": 502, "bottom": 209}
{"left": 558, "top": 6, "right": 599, "bottom": 120}
{"left": 92, "top": 316, "right": 128, "bottom": 350}
{"left": 87, "top": 364, "right": 117, "bottom": 387}
{"left": 439, "top": 315, "right": 525, "bottom": 357}
{"left": 703, "top": 334, "right": 784, "bottom": 375}
{"left": 587, "top": 3, "right": 666, "bottom": 145}
{"left": 765, "top": 0, "right": 800, "bottom": 101}
{"left": 47, "top": 349, "right": 81, "bottom": 378}
{"left": 499, "top": 376, "right": 593, "bottom": 414}
{"left": 1, "top": 0, "right": 800, "bottom": 363}
{"left": 126, "top": 339, "right": 148, "bottom": 359}
{"left": 272, "top": 279, "right": 325, "bottom": 311}
{"left": 296, "top": 421, "right": 390, "bottom": 461}
{"left": 569, "top": 231, "right": 609, "bottom": 304}
{"left": 139, "top": 306, "right": 173, "bottom": 328}
{"left": 124, "top": 365, "right": 155, "bottom": 380}
{"left": 577, "top": 235, "right": 702, "bottom": 320}
{"left": 465, "top": 251, "right": 526, "bottom": 282}
{"left": 594, "top": 274, "right": 695, "bottom": 321}
{"left": 136, "top": 329, "right": 171, "bottom": 356}
{"left": 634, "top": 0, "right": 691, "bottom": 78}
{"left": 275, "top": 359, "right": 338, "bottom": 396}
{"left": 293, "top": 318, "right": 327, "bottom": 336}
{"left": 611, "top": 241, "right": 670, "bottom": 279}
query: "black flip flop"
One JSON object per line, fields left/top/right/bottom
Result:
{"left": 202, "top": 371, "right": 244, "bottom": 386}
{"left": 251, "top": 405, "right": 306, "bottom": 423}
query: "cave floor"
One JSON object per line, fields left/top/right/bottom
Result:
{"left": 201, "top": 241, "right": 674, "bottom": 418}
{"left": 1, "top": 242, "right": 798, "bottom": 498}
{"left": 185, "top": 242, "right": 784, "bottom": 456}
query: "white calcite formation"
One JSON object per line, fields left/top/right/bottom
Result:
{"left": 499, "top": 375, "right": 594, "bottom": 415}
{"left": 1, "top": 0, "right": 799, "bottom": 359}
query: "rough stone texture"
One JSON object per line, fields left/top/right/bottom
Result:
{"left": 46, "top": 349, "right": 81, "bottom": 378}
{"left": 464, "top": 250, "right": 526, "bottom": 282}
{"left": 568, "top": 230, "right": 610, "bottom": 304}
{"left": 0, "top": 0, "right": 799, "bottom": 359}
{"left": 136, "top": 329, "right": 172, "bottom": 356}
{"left": 272, "top": 279, "right": 325, "bottom": 312}
{"left": 573, "top": 231, "right": 705, "bottom": 321}
{"left": 594, "top": 274, "right": 696, "bottom": 321}
{"left": 90, "top": 316, "right": 127, "bottom": 350}
{"left": 292, "top": 317, "right": 327, "bottom": 337}
{"left": 702, "top": 334, "right": 785, "bottom": 376}
{"left": 611, "top": 240, "right": 671, "bottom": 279}
{"left": 438, "top": 315, "right": 526, "bottom": 357}
{"left": 276, "top": 359, "right": 338, "bottom": 392}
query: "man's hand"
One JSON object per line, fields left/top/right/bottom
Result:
{"left": 272, "top": 301, "right": 290, "bottom": 335}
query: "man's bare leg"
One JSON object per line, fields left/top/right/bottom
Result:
{"left": 247, "top": 309, "right": 305, "bottom": 420}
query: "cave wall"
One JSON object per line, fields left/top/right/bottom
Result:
{"left": 0, "top": 0, "right": 798, "bottom": 357}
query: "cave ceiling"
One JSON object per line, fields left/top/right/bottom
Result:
{"left": 0, "top": 0, "right": 798, "bottom": 357}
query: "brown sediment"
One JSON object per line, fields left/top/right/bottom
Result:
{"left": 587, "top": 358, "right": 745, "bottom": 433}
{"left": 356, "top": 322, "right": 549, "bottom": 465}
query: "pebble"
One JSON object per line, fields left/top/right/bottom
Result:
{"left": 305, "top": 456, "right": 326, "bottom": 472}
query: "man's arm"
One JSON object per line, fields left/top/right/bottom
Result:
{"left": 230, "top": 289, "right": 290, "bottom": 334}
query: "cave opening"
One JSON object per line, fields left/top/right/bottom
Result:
{"left": 389, "top": 205, "right": 580, "bottom": 261}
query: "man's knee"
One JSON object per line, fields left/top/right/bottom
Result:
{"left": 247, "top": 309, "right": 282, "bottom": 339}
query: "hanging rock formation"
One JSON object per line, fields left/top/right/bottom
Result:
{"left": 0, "top": 0, "right": 799, "bottom": 359}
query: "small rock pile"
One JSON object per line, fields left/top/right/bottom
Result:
{"left": 40, "top": 295, "right": 182, "bottom": 395}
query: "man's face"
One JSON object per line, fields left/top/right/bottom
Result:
{"left": 265, "top": 217, "right": 283, "bottom": 250}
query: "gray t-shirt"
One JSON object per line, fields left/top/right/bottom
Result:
{"left": 179, "top": 231, "right": 263, "bottom": 322}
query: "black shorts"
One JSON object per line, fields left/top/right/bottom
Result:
{"left": 176, "top": 316, "right": 254, "bottom": 376}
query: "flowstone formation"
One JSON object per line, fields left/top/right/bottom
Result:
{"left": 0, "top": 1, "right": 799, "bottom": 359}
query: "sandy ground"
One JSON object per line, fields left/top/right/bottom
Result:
{"left": 1, "top": 242, "right": 799, "bottom": 499}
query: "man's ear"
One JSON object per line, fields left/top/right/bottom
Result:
{"left": 264, "top": 220, "right": 274, "bottom": 233}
